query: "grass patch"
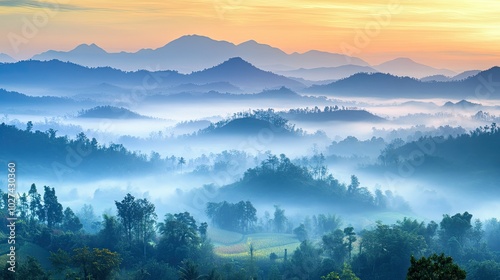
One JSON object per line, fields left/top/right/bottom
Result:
{"left": 211, "top": 231, "right": 301, "bottom": 261}
{"left": 207, "top": 227, "right": 245, "bottom": 245}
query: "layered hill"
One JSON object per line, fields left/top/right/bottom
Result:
{"left": 305, "top": 67, "right": 500, "bottom": 99}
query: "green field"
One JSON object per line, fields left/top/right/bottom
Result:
{"left": 208, "top": 228, "right": 301, "bottom": 261}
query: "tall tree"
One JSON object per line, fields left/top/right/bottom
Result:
{"left": 62, "top": 207, "right": 83, "bottom": 232}
{"left": 134, "top": 198, "right": 157, "bottom": 258}
{"left": 28, "top": 183, "right": 45, "bottom": 222}
{"left": 157, "top": 212, "right": 200, "bottom": 265}
{"left": 43, "top": 186, "right": 63, "bottom": 228}
{"left": 322, "top": 229, "right": 347, "bottom": 267}
{"left": 287, "top": 241, "right": 322, "bottom": 280}
{"left": 344, "top": 227, "right": 357, "bottom": 261}
{"left": 178, "top": 157, "right": 186, "bottom": 173}
{"left": 99, "top": 214, "right": 122, "bottom": 251}
{"left": 273, "top": 205, "right": 287, "bottom": 233}
{"left": 115, "top": 193, "right": 138, "bottom": 246}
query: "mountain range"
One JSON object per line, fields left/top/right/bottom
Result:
{"left": 306, "top": 66, "right": 500, "bottom": 99}
{"left": 0, "top": 57, "right": 304, "bottom": 93}
{"left": 2, "top": 57, "right": 499, "bottom": 100}
{"left": 374, "top": 58, "right": 456, "bottom": 78}
{"left": 24, "top": 35, "right": 465, "bottom": 79}
{"left": 420, "top": 70, "right": 481, "bottom": 82}
{"left": 31, "top": 35, "right": 368, "bottom": 73}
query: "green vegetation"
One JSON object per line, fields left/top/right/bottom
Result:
{"left": 1, "top": 181, "right": 500, "bottom": 279}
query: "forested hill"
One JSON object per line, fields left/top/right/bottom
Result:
{"left": 374, "top": 124, "right": 500, "bottom": 193}
{"left": 0, "top": 123, "right": 160, "bottom": 179}
{"left": 279, "top": 106, "right": 385, "bottom": 122}
{"left": 77, "top": 105, "right": 150, "bottom": 119}
{"left": 218, "top": 154, "right": 409, "bottom": 212}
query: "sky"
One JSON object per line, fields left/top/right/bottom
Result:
{"left": 1, "top": 0, "right": 500, "bottom": 71}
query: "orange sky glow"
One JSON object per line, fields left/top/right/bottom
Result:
{"left": 1, "top": 0, "right": 500, "bottom": 71}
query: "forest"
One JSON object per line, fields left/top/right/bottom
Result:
{"left": 1, "top": 180, "right": 500, "bottom": 279}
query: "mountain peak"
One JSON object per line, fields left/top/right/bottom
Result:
{"left": 0, "top": 53, "right": 15, "bottom": 63}
{"left": 168, "top": 34, "right": 235, "bottom": 46}
{"left": 380, "top": 57, "right": 419, "bottom": 65}
{"left": 207, "top": 57, "right": 255, "bottom": 71}
{"left": 71, "top": 43, "right": 107, "bottom": 54}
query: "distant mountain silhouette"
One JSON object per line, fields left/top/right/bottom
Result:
{"left": 420, "top": 75, "right": 451, "bottom": 82}
{"left": 0, "top": 60, "right": 180, "bottom": 88}
{"left": 165, "top": 82, "right": 242, "bottom": 94}
{"left": 451, "top": 70, "right": 481, "bottom": 81}
{"left": 306, "top": 66, "right": 500, "bottom": 99}
{"left": 255, "top": 87, "right": 302, "bottom": 98}
{"left": 442, "top": 100, "right": 482, "bottom": 110}
{"left": 277, "top": 65, "right": 378, "bottom": 81}
{"left": 421, "top": 70, "right": 482, "bottom": 82}
{"left": 0, "top": 88, "right": 77, "bottom": 106}
{"left": 144, "top": 87, "right": 313, "bottom": 104}
{"left": 0, "top": 58, "right": 303, "bottom": 93}
{"left": 31, "top": 34, "right": 369, "bottom": 72}
{"left": 77, "top": 105, "right": 150, "bottom": 119}
{"left": 188, "top": 57, "right": 304, "bottom": 91}
{"left": 0, "top": 53, "right": 15, "bottom": 63}
{"left": 375, "top": 58, "right": 456, "bottom": 78}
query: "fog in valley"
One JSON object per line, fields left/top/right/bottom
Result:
{"left": 1, "top": 48, "right": 500, "bottom": 279}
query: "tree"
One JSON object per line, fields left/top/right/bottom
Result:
{"left": 273, "top": 205, "right": 287, "bottom": 233}
{"left": 315, "top": 214, "right": 342, "bottom": 236}
{"left": 439, "top": 212, "right": 473, "bottom": 258}
{"left": 72, "top": 247, "right": 121, "bottom": 280}
{"left": 98, "top": 214, "right": 122, "bottom": 251}
{"left": 77, "top": 204, "right": 101, "bottom": 233}
{"left": 115, "top": 193, "right": 138, "bottom": 246}
{"left": 322, "top": 264, "right": 360, "bottom": 280}
{"left": 28, "top": 183, "right": 45, "bottom": 223}
{"left": 43, "top": 186, "right": 63, "bottom": 228}
{"left": 179, "top": 260, "right": 201, "bottom": 280}
{"left": 199, "top": 222, "right": 208, "bottom": 242}
{"left": 407, "top": 253, "right": 466, "bottom": 280}
{"left": 26, "top": 121, "right": 33, "bottom": 132}
{"left": 286, "top": 240, "right": 322, "bottom": 280}
{"left": 322, "top": 229, "right": 347, "bottom": 267}
{"left": 157, "top": 212, "right": 200, "bottom": 265}
{"left": 353, "top": 221, "right": 427, "bottom": 279}
{"left": 134, "top": 198, "right": 157, "bottom": 258}
{"left": 178, "top": 157, "right": 186, "bottom": 172}
{"left": 294, "top": 224, "right": 308, "bottom": 242}
{"left": 347, "top": 175, "right": 360, "bottom": 195}
{"left": 18, "top": 192, "right": 28, "bottom": 220}
{"left": 344, "top": 227, "right": 356, "bottom": 261}
{"left": 466, "top": 260, "right": 500, "bottom": 280}
{"left": 62, "top": 207, "right": 83, "bottom": 232}
{"left": 206, "top": 200, "right": 256, "bottom": 233}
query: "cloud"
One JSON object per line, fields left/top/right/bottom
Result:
{"left": 0, "top": 0, "right": 89, "bottom": 11}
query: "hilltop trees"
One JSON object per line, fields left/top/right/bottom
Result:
{"left": 206, "top": 200, "right": 257, "bottom": 233}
